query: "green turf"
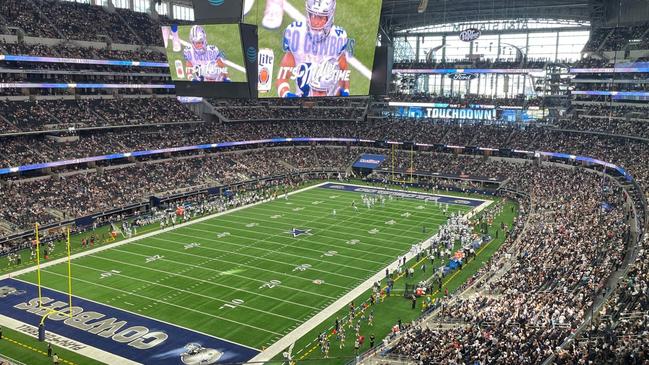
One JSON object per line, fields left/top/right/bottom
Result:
{"left": 15, "top": 183, "right": 473, "bottom": 352}
{"left": 282, "top": 194, "right": 518, "bottom": 364}
{"left": 244, "top": 0, "right": 382, "bottom": 97}
{"left": 0, "top": 326, "right": 105, "bottom": 365}
{"left": 163, "top": 24, "right": 247, "bottom": 82}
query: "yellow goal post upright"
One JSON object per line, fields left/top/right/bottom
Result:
{"left": 388, "top": 142, "right": 417, "bottom": 185}
{"left": 34, "top": 223, "right": 74, "bottom": 340}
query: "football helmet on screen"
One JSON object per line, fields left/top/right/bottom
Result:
{"left": 189, "top": 25, "right": 208, "bottom": 53}
{"left": 306, "top": 0, "right": 335, "bottom": 37}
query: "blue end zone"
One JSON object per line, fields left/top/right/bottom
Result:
{"left": 319, "top": 183, "right": 485, "bottom": 207}
{"left": 0, "top": 278, "right": 258, "bottom": 364}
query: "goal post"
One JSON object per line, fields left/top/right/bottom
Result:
{"left": 34, "top": 224, "right": 74, "bottom": 340}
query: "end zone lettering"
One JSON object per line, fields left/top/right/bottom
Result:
{"left": 14, "top": 296, "right": 168, "bottom": 350}
{"left": 16, "top": 324, "right": 86, "bottom": 351}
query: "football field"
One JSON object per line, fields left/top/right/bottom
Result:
{"left": 11, "top": 183, "right": 480, "bottom": 361}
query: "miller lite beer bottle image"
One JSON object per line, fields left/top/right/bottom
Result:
{"left": 175, "top": 60, "right": 185, "bottom": 79}
{"left": 258, "top": 48, "right": 274, "bottom": 93}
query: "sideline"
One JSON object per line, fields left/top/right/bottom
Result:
{"left": 248, "top": 185, "right": 492, "bottom": 363}
{"left": 0, "top": 314, "right": 138, "bottom": 365}
{"left": 1, "top": 181, "right": 327, "bottom": 282}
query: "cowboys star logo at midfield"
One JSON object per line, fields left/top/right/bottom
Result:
{"left": 287, "top": 228, "right": 313, "bottom": 237}
{"left": 276, "top": 0, "right": 353, "bottom": 98}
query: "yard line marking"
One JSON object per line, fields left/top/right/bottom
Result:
{"left": 102, "top": 245, "right": 352, "bottom": 289}
{"left": 184, "top": 226, "right": 389, "bottom": 265}
{"left": 198, "top": 218, "right": 421, "bottom": 249}
{"left": 243, "top": 205, "right": 453, "bottom": 224}
{"left": 69, "top": 261, "right": 305, "bottom": 322}
{"left": 248, "top": 196, "right": 456, "bottom": 220}
{"left": 3, "top": 182, "right": 332, "bottom": 282}
{"left": 201, "top": 214, "right": 448, "bottom": 248}
{"left": 201, "top": 209, "right": 447, "bottom": 234}
{"left": 160, "top": 231, "right": 379, "bottom": 273}
{"left": 251, "top": 186, "right": 492, "bottom": 362}
{"left": 37, "top": 269, "right": 285, "bottom": 336}
{"left": 4, "top": 183, "right": 334, "bottom": 353}
{"left": 92, "top": 250, "right": 339, "bottom": 300}
{"left": 134, "top": 237, "right": 365, "bottom": 281}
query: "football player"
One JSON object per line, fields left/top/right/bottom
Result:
{"left": 183, "top": 25, "right": 231, "bottom": 82}
{"left": 243, "top": 0, "right": 285, "bottom": 29}
{"left": 276, "top": 0, "right": 350, "bottom": 97}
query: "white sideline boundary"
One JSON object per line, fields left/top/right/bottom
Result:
{"left": 248, "top": 184, "right": 493, "bottom": 363}
{"left": 1, "top": 181, "right": 492, "bottom": 364}
{"left": 0, "top": 314, "right": 140, "bottom": 365}
{"left": 1, "top": 181, "right": 327, "bottom": 282}
{"left": 0, "top": 182, "right": 329, "bottom": 364}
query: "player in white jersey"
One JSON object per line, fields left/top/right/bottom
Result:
{"left": 276, "top": 0, "right": 351, "bottom": 98}
{"left": 183, "top": 25, "right": 231, "bottom": 82}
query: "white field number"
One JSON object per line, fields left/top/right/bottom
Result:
{"left": 220, "top": 299, "right": 244, "bottom": 309}
{"left": 145, "top": 255, "right": 163, "bottom": 263}
{"left": 100, "top": 270, "right": 121, "bottom": 279}
{"left": 293, "top": 264, "right": 312, "bottom": 272}
{"left": 259, "top": 280, "right": 281, "bottom": 289}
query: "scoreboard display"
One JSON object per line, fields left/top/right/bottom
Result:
{"left": 162, "top": 24, "right": 247, "bottom": 83}
{"left": 245, "top": 0, "right": 383, "bottom": 98}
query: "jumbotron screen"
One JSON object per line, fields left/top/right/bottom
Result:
{"left": 244, "top": 0, "right": 383, "bottom": 98}
{"left": 161, "top": 24, "right": 247, "bottom": 83}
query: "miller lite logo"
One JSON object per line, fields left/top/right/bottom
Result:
{"left": 258, "top": 48, "right": 274, "bottom": 93}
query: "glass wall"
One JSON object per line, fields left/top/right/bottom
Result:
{"left": 172, "top": 4, "right": 194, "bottom": 21}
{"left": 111, "top": 0, "right": 129, "bottom": 9}
{"left": 155, "top": 1, "right": 169, "bottom": 16}
{"left": 133, "top": 0, "right": 150, "bottom": 12}
{"left": 393, "top": 19, "right": 590, "bottom": 64}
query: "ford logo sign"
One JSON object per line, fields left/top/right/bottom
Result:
{"left": 459, "top": 28, "right": 481, "bottom": 42}
{"left": 208, "top": 0, "right": 224, "bottom": 6}
{"left": 449, "top": 73, "right": 477, "bottom": 81}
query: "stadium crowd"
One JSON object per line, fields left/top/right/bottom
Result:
{"left": 390, "top": 166, "right": 630, "bottom": 364}
{"left": 0, "top": 97, "right": 200, "bottom": 133}
{"left": 584, "top": 22, "right": 649, "bottom": 52}
{"left": 0, "top": 1, "right": 648, "bottom": 362}
{"left": 0, "top": 41, "right": 166, "bottom": 62}
{"left": 0, "top": 146, "right": 358, "bottom": 232}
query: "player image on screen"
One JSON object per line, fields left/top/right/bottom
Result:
{"left": 183, "top": 25, "right": 231, "bottom": 82}
{"left": 276, "top": 0, "right": 351, "bottom": 98}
